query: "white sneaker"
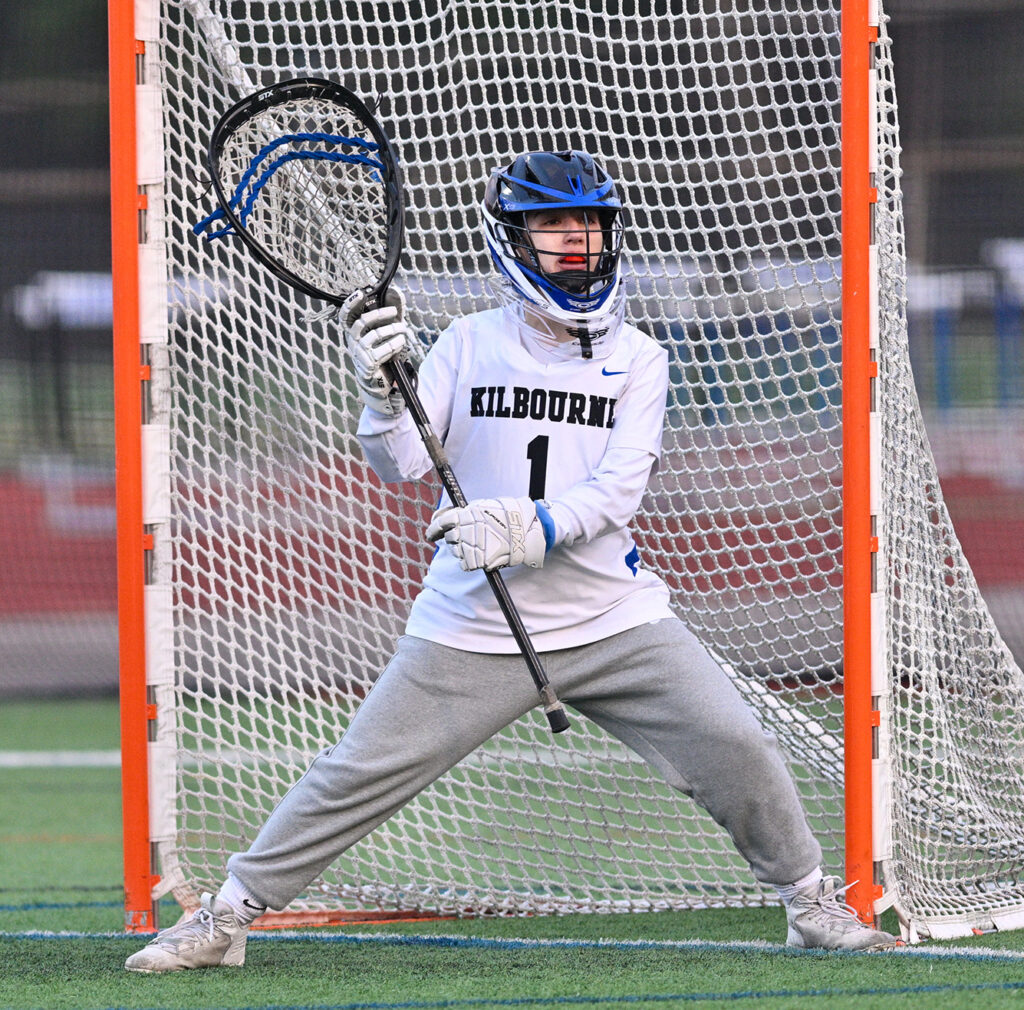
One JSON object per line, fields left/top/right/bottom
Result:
{"left": 124, "top": 893, "right": 249, "bottom": 973}
{"left": 786, "top": 877, "right": 902, "bottom": 951}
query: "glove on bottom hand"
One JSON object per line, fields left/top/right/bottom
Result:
{"left": 426, "top": 496, "right": 547, "bottom": 572}
{"left": 341, "top": 287, "right": 419, "bottom": 416}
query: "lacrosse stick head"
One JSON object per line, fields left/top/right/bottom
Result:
{"left": 201, "top": 77, "right": 404, "bottom": 307}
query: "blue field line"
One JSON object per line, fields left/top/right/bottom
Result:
{"left": 5, "top": 928, "right": 1024, "bottom": 965}
{"left": 0, "top": 900, "right": 121, "bottom": 912}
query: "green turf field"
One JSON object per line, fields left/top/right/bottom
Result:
{"left": 4, "top": 697, "right": 1024, "bottom": 1010}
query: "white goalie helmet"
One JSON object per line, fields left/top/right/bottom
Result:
{"left": 482, "top": 150, "right": 626, "bottom": 359}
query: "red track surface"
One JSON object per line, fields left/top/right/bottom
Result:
{"left": 1, "top": 469, "right": 1020, "bottom": 614}
{"left": 0, "top": 475, "right": 116, "bottom": 614}
{"left": 941, "top": 475, "right": 1024, "bottom": 587}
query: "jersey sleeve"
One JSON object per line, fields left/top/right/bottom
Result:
{"left": 605, "top": 338, "right": 670, "bottom": 459}
{"left": 544, "top": 445, "right": 659, "bottom": 548}
{"left": 355, "top": 322, "right": 460, "bottom": 483}
{"left": 544, "top": 337, "right": 669, "bottom": 547}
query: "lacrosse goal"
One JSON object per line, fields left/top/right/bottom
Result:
{"left": 110, "top": 0, "right": 1024, "bottom": 941}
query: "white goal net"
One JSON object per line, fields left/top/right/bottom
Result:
{"left": 126, "top": 0, "right": 1024, "bottom": 939}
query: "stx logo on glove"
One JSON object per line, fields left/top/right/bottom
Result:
{"left": 425, "top": 495, "right": 548, "bottom": 573}
{"left": 469, "top": 385, "right": 617, "bottom": 428}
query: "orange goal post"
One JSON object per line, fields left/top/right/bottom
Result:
{"left": 111, "top": 0, "right": 1024, "bottom": 940}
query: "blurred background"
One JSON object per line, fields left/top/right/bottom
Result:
{"left": 1, "top": 0, "right": 1022, "bottom": 700}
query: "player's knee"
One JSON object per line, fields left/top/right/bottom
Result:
{"left": 707, "top": 725, "right": 781, "bottom": 776}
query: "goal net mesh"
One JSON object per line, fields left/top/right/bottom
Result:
{"left": 135, "top": 0, "right": 1024, "bottom": 936}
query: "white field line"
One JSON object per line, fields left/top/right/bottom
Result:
{"left": 0, "top": 750, "right": 121, "bottom": 768}
{"left": 0, "top": 744, "right": 650, "bottom": 774}
{"left": 4, "top": 928, "right": 1024, "bottom": 963}
{"left": 257, "top": 931, "right": 1024, "bottom": 963}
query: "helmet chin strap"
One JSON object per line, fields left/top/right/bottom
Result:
{"left": 490, "top": 277, "right": 625, "bottom": 363}
{"left": 551, "top": 268, "right": 591, "bottom": 295}
{"left": 565, "top": 324, "right": 595, "bottom": 359}
{"left": 523, "top": 305, "right": 610, "bottom": 361}
{"left": 543, "top": 269, "right": 604, "bottom": 358}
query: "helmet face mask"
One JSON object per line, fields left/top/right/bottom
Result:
{"left": 482, "top": 151, "right": 625, "bottom": 328}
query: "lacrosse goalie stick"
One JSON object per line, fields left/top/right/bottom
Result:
{"left": 195, "top": 77, "right": 570, "bottom": 734}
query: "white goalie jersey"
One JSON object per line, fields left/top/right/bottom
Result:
{"left": 357, "top": 307, "right": 675, "bottom": 652}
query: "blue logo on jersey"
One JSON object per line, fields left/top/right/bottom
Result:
{"left": 601, "top": 367, "right": 627, "bottom": 376}
{"left": 625, "top": 544, "right": 639, "bottom": 576}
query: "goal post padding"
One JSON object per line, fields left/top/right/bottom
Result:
{"left": 111, "top": 0, "right": 1024, "bottom": 939}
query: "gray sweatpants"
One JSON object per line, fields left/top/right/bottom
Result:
{"left": 228, "top": 618, "right": 822, "bottom": 910}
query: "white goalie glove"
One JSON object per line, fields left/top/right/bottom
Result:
{"left": 426, "top": 496, "right": 548, "bottom": 572}
{"left": 341, "top": 287, "right": 421, "bottom": 416}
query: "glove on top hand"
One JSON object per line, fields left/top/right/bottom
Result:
{"left": 341, "top": 287, "right": 420, "bottom": 416}
{"left": 426, "top": 496, "right": 548, "bottom": 572}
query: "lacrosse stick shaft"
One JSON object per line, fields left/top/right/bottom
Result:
{"left": 384, "top": 359, "right": 570, "bottom": 734}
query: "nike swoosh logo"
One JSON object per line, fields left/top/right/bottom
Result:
{"left": 601, "top": 367, "right": 627, "bottom": 376}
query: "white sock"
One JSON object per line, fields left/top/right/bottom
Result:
{"left": 774, "top": 866, "right": 823, "bottom": 907}
{"left": 217, "top": 873, "right": 267, "bottom": 923}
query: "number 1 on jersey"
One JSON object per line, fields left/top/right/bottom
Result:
{"left": 526, "top": 435, "right": 549, "bottom": 499}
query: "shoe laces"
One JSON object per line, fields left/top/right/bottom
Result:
{"left": 807, "top": 878, "right": 868, "bottom": 930}
{"left": 161, "top": 904, "right": 216, "bottom": 950}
